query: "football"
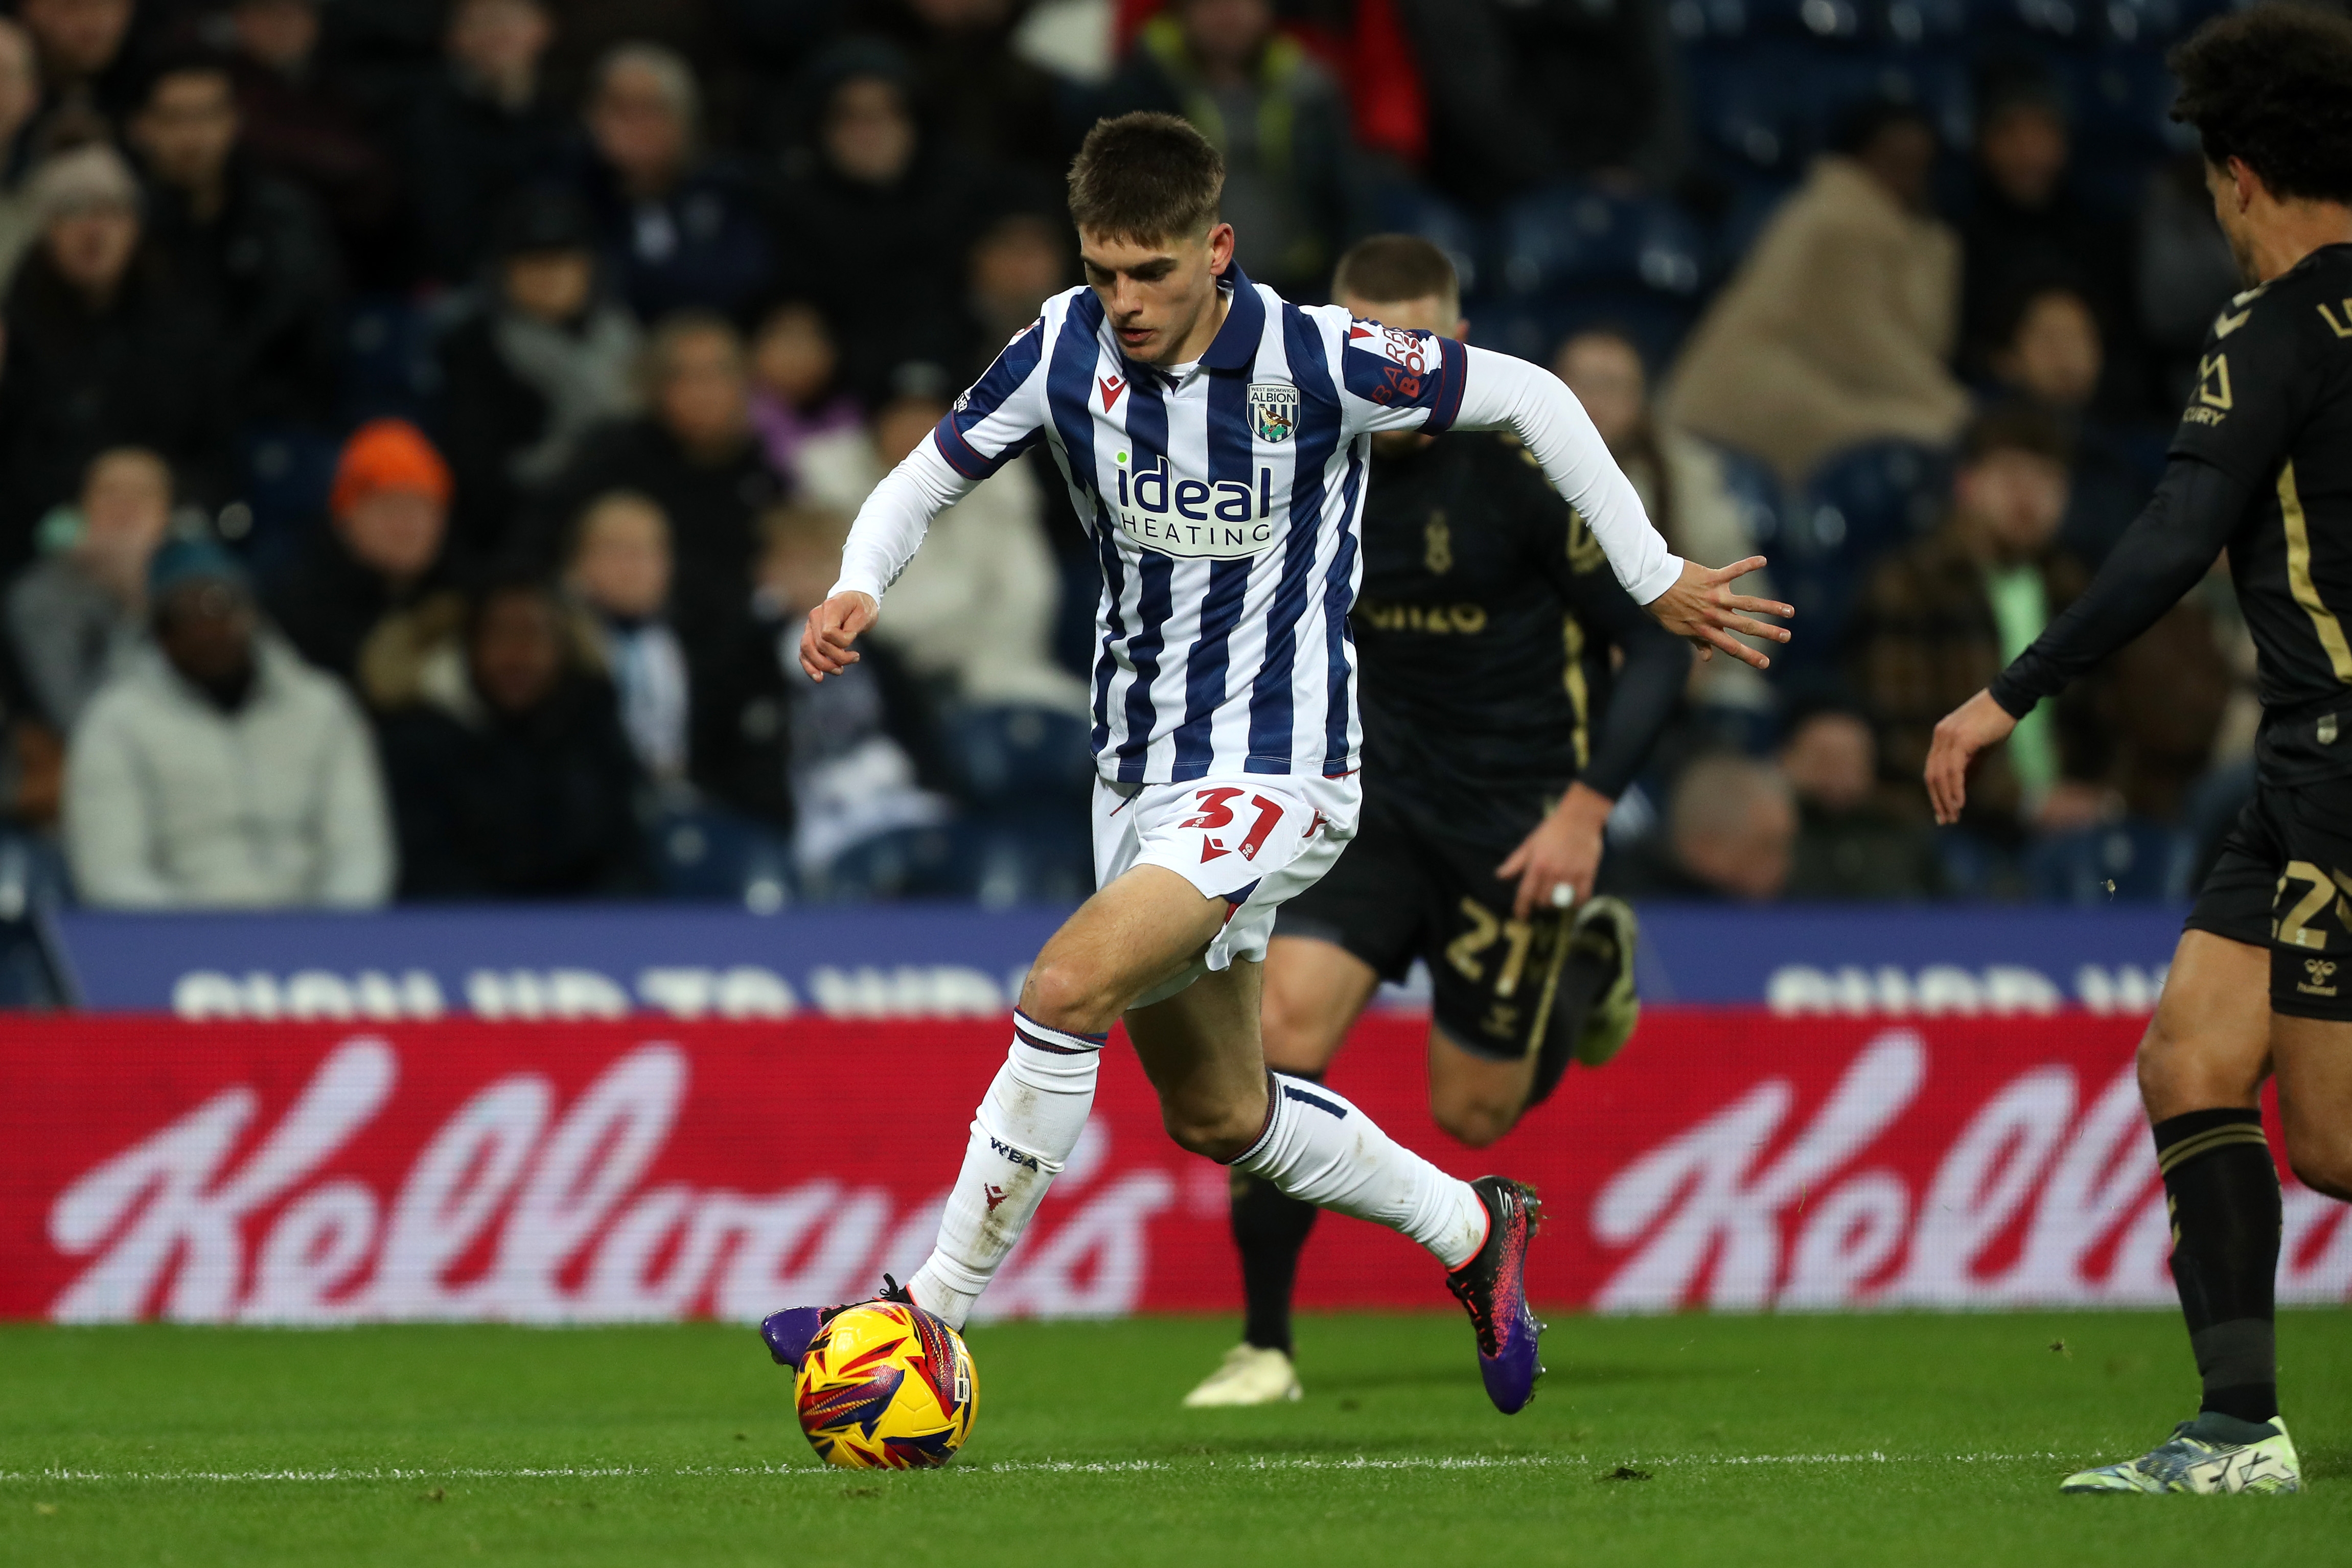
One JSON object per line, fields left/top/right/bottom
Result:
{"left": 793, "top": 1301, "right": 979, "bottom": 1469}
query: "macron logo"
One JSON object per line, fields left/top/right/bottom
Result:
{"left": 1099, "top": 375, "right": 1127, "bottom": 411}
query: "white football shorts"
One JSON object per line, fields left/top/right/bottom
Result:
{"left": 1091, "top": 771, "right": 1362, "bottom": 1007}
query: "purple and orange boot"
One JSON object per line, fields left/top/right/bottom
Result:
{"left": 1444, "top": 1177, "right": 1544, "bottom": 1414}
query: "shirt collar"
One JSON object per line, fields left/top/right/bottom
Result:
{"left": 1198, "top": 263, "right": 1262, "bottom": 372}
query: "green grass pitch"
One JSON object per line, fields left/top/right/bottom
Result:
{"left": 3, "top": 1310, "right": 2346, "bottom": 1565}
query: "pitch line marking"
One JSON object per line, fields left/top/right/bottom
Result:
{"left": 2, "top": 1452, "right": 2069, "bottom": 1485}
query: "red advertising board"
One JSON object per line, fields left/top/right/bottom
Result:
{"left": 3, "top": 1012, "right": 2345, "bottom": 1323}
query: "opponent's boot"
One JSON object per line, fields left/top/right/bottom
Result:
{"left": 1444, "top": 1177, "right": 1543, "bottom": 1414}
{"left": 759, "top": 1275, "right": 917, "bottom": 1374}
{"left": 1570, "top": 896, "right": 1641, "bottom": 1069}
{"left": 1528, "top": 897, "right": 1641, "bottom": 1112}
{"left": 2060, "top": 1413, "right": 2301, "bottom": 1495}
{"left": 1182, "top": 1344, "right": 1304, "bottom": 1407}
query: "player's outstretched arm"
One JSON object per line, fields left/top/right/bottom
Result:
{"left": 800, "top": 437, "right": 978, "bottom": 683}
{"left": 1645, "top": 556, "right": 1793, "bottom": 670}
{"left": 1921, "top": 455, "right": 2245, "bottom": 821}
{"left": 1446, "top": 346, "right": 1792, "bottom": 666}
{"left": 1924, "top": 689, "right": 2017, "bottom": 825}
{"left": 799, "top": 590, "right": 879, "bottom": 681}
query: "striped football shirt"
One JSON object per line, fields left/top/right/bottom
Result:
{"left": 931, "top": 265, "right": 1477, "bottom": 785}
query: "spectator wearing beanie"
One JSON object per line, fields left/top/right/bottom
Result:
{"left": 264, "top": 418, "right": 460, "bottom": 692}
{"left": 64, "top": 536, "right": 394, "bottom": 908}
{"left": 0, "top": 143, "right": 225, "bottom": 573}
{"left": 436, "top": 188, "right": 642, "bottom": 566}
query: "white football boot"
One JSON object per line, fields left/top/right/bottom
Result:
{"left": 1182, "top": 1344, "right": 1303, "bottom": 1407}
{"left": 2061, "top": 1412, "right": 2301, "bottom": 1494}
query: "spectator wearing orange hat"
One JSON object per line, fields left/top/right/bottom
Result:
{"left": 263, "top": 418, "right": 463, "bottom": 693}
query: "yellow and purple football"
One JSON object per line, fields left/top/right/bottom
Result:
{"left": 793, "top": 1301, "right": 979, "bottom": 1469}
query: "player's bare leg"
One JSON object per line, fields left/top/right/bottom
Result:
{"left": 2271, "top": 1013, "right": 2352, "bottom": 1202}
{"left": 2064, "top": 932, "right": 2304, "bottom": 1494}
{"left": 1427, "top": 1029, "right": 1538, "bottom": 1149}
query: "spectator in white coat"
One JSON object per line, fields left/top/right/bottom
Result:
{"left": 796, "top": 387, "right": 1088, "bottom": 714}
{"left": 64, "top": 537, "right": 394, "bottom": 907}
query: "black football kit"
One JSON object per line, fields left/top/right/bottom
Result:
{"left": 1275, "top": 431, "right": 1687, "bottom": 1064}
{"left": 1991, "top": 242, "right": 2352, "bottom": 1021}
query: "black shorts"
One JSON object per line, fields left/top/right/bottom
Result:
{"left": 1276, "top": 790, "right": 1577, "bottom": 1063}
{"left": 2185, "top": 774, "right": 2352, "bottom": 1022}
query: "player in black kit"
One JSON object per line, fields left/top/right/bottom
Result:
{"left": 1184, "top": 236, "right": 1715, "bottom": 1406}
{"left": 1928, "top": 5, "right": 2352, "bottom": 1495}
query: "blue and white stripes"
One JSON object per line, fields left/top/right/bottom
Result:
{"left": 930, "top": 265, "right": 1467, "bottom": 785}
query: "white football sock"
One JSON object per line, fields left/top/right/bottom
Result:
{"left": 906, "top": 1013, "right": 1102, "bottom": 1328}
{"left": 1234, "top": 1074, "right": 1488, "bottom": 1270}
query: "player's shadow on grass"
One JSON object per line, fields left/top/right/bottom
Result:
{"left": 2302, "top": 1446, "right": 2350, "bottom": 1482}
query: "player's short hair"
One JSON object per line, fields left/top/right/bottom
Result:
{"left": 2170, "top": 3, "right": 2352, "bottom": 204}
{"left": 1067, "top": 112, "right": 1224, "bottom": 244}
{"left": 1958, "top": 403, "right": 2072, "bottom": 470}
{"left": 1330, "top": 235, "right": 1461, "bottom": 318}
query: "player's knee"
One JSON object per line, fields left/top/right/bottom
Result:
{"left": 2286, "top": 1127, "right": 2352, "bottom": 1203}
{"left": 2134, "top": 1018, "right": 2243, "bottom": 1116}
{"left": 1161, "top": 1086, "right": 1267, "bottom": 1164}
{"left": 1018, "top": 957, "right": 1121, "bottom": 1036}
{"left": 1431, "top": 1087, "right": 1518, "bottom": 1150}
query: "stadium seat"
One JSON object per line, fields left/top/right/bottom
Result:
{"left": 809, "top": 822, "right": 974, "bottom": 904}
{"left": 1709, "top": 441, "right": 1789, "bottom": 554}
{"left": 341, "top": 295, "right": 441, "bottom": 426}
{"left": 2023, "top": 818, "right": 2190, "bottom": 904}
{"left": 654, "top": 802, "right": 796, "bottom": 910}
{"left": 1779, "top": 440, "right": 1950, "bottom": 665}
{"left": 1493, "top": 183, "right": 1707, "bottom": 302}
{"left": 231, "top": 424, "right": 341, "bottom": 578}
{"left": 1360, "top": 181, "right": 1489, "bottom": 298}
{"left": 940, "top": 703, "right": 1094, "bottom": 812}
{"left": 1471, "top": 294, "right": 1697, "bottom": 382}
{"left": 961, "top": 815, "right": 1095, "bottom": 908}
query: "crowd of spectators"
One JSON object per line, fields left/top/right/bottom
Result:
{"left": 0, "top": 0, "right": 2264, "bottom": 912}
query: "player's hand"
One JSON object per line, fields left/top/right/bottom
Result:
{"left": 1924, "top": 688, "right": 2018, "bottom": 826}
{"left": 799, "top": 590, "right": 878, "bottom": 681}
{"left": 1497, "top": 781, "right": 1613, "bottom": 921}
{"left": 1647, "top": 556, "right": 1792, "bottom": 670}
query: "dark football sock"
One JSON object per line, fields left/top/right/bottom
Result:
{"left": 2154, "top": 1108, "right": 2281, "bottom": 1424}
{"left": 1527, "top": 925, "right": 1616, "bottom": 1112}
{"left": 1232, "top": 1071, "right": 1324, "bottom": 1353}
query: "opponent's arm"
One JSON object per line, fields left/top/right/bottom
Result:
{"left": 1449, "top": 346, "right": 1792, "bottom": 666}
{"left": 1496, "top": 566, "right": 1690, "bottom": 917}
{"left": 1925, "top": 455, "right": 2245, "bottom": 823}
{"left": 799, "top": 440, "right": 978, "bottom": 680}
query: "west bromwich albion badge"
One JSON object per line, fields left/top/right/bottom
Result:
{"left": 1248, "top": 382, "right": 1299, "bottom": 444}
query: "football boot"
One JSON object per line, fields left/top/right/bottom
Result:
{"left": 1569, "top": 896, "right": 1641, "bottom": 1068}
{"left": 759, "top": 1274, "right": 917, "bottom": 1374}
{"left": 1445, "top": 1177, "right": 1544, "bottom": 1414}
{"left": 1181, "top": 1344, "right": 1304, "bottom": 1407}
{"left": 2060, "top": 1412, "right": 2301, "bottom": 1495}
